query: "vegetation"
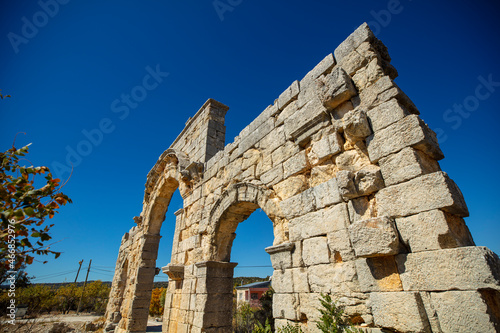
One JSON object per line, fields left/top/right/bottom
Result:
{"left": 316, "top": 293, "right": 360, "bottom": 333}
{"left": 0, "top": 280, "right": 110, "bottom": 316}
{"left": 149, "top": 287, "right": 167, "bottom": 316}
{"left": 1, "top": 139, "right": 72, "bottom": 282}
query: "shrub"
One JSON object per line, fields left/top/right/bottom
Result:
{"left": 316, "top": 293, "right": 360, "bottom": 333}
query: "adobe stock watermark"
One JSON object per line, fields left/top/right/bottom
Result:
{"left": 367, "top": 0, "right": 412, "bottom": 36}
{"left": 6, "top": 219, "right": 17, "bottom": 325}
{"left": 434, "top": 74, "right": 499, "bottom": 143}
{"left": 51, "top": 65, "right": 169, "bottom": 179}
{"left": 213, "top": 0, "right": 243, "bottom": 21}
{"left": 7, "top": 0, "right": 71, "bottom": 54}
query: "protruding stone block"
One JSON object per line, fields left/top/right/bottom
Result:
{"left": 376, "top": 171, "right": 469, "bottom": 218}
{"left": 366, "top": 114, "right": 443, "bottom": 162}
{"left": 337, "top": 167, "right": 384, "bottom": 200}
{"left": 317, "top": 67, "right": 357, "bottom": 110}
{"left": 277, "top": 80, "right": 300, "bottom": 110}
{"left": 379, "top": 147, "right": 440, "bottom": 186}
{"left": 348, "top": 217, "right": 399, "bottom": 258}
{"left": 343, "top": 109, "right": 372, "bottom": 138}
{"left": 265, "top": 243, "right": 295, "bottom": 270}
{"left": 430, "top": 290, "right": 500, "bottom": 333}
{"left": 300, "top": 53, "right": 336, "bottom": 88}
{"left": 395, "top": 209, "right": 474, "bottom": 253}
{"left": 370, "top": 292, "right": 431, "bottom": 333}
{"left": 334, "top": 23, "right": 374, "bottom": 63}
{"left": 396, "top": 247, "right": 500, "bottom": 291}
{"left": 367, "top": 98, "right": 409, "bottom": 132}
{"left": 284, "top": 97, "right": 329, "bottom": 140}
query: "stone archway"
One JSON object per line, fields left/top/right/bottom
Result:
{"left": 106, "top": 24, "right": 500, "bottom": 333}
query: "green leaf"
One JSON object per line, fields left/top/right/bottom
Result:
{"left": 24, "top": 207, "right": 35, "bottom": 216}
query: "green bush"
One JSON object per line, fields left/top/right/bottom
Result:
{"left": 316, "top": 293, "right": 360, "bottom": 333}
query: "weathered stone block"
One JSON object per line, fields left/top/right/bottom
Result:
{"left": 355, "top": 257, "right": 403, "bottom": 292}
{"left": 327, "top": 228, "right": 356, "bottom": 262}
{"left": 396, "top": 246, "right": 500, "bottom": 291}
{"left": 272, "top": 269, "right": 293, "bottom": 293}
{"left": 273, "top": 174, "right": 308, "bottom": 200}
{"left": 283, "top": 151, "right": 308, "bottom": 179}
{"left": 316, "top": 67, "right": 357, "bottom": 110}
{"left": 349, "top": 217, "right": 399, "bottom": 258}
{"left": 301, "top": 53, "right": 336, "bottom": 88}
{"left": 284, "top": 97, "right": 328, "bottom": 140}
{"left": 367, "top": 98, "right": 409, "bottom": 132}
{"left": 273, "top": 293, "right": 298, "bottom": 320}
{"left": 343, "top": 109, "right": 372, "bottom": 138}
{"left": 378, "top": 147, "right": 440, "bottom": 186}
{"left": 395, "top": 209, "right": 474, "bottom": 253}
{"left": 334, "top": 23, "right": 374, "bottom": 63}
{"left": 312, "top": 177, "right": 343, "bottom": 209}
{"left": 347, "top": 196, "right": 377, "bottom": 223}
{"left": 376, "top": 171, "right": 469, "bottom": 218}
{"left": 260, "top": 163, "right": 283, "bottom": 186}
{"left": 302, "top": 236, "right": 330, "bottom": 266}
{"left": 370, "top": 292, "right": 431, "bottom": 333}
{"left": 366, "top": 114, "right": 443, "bottom": 162}
{"left": 308, "top": 262, "right": 358, "bottom": 294}
{"left": 309, "top": 132, "right": 343, "bottom": 163}
{"left": 265, "top": 243, "right": 295, "bottom": 270}
{"left": 277, "top": 80, "right": 300, "bottom": 110}
{"left": 337, "top": 167, "right": 384, "bottom": 200}
{"left": 279, "top": 187, "right": 315, "bottom": 220}
{"left": 430, "top": 290, "right": 500, "bottom": 333}
{"left": 238, "top": 117, "right": 274, "bottom": 156}
{"left": 288, "top": 203, "right": 349, "bottom": 241}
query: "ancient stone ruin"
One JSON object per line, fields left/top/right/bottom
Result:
{"left": 104, "top": 23, "right": 500, "bottom": 333}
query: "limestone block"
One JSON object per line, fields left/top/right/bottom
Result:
{"left": 297, "top": 293, "right": 322, "bottom": 323}
{"left": 379, "top": 147, "right": 441, "bottom": 186}
{"left": 273, "top": 174, "right": 308, "bottom": 200}
{"left": 241, "top": 148, "right": 261, "bottom": 171}
{"left": 366, "top": 98, "right": 409, "bottom": 132}
{"left": 273, "top": 293, "right": 298, "bottom": 320}
{"left": 258, "top": 126, "right": 286, "bottom": 154}
{"left": 355, "top": 257, "right": 403, "bottom": 292}
{"left": 271, "top": 140, "right": 300, "bottom": 166}
{"left": 308, "top": 262, "right": 358, "bottom": 294}
{"left": 370, "top": 292, "right": 431, "bottom": 333}
{"left": 300, "top": 53, "right": 336, "bottom": 88}
{"left": 309, "top": 162, "right": 337, "bottom": 187}
{"left": 302, "top": 236, "right": 330, "bottom": 266}
{"left": 238, "top": 117, "right": 274, "bottom": 156}
{"left": 279, "top": 187, "right": 315, "bottom": 220}
{"left": 283, "top": 151, "right": 308, "bottom": 179}
{"left": 348, "top": 217, "right": 399, "bottom": 258}
{"left": 276, "top": 100, "right": 298, "bottom": 126}
{"left": 430, "top": 290, "right": 500, "bottom": 333}
{"left": 284, "top": 97, "right": 328, "bottom": 140}
{"left": 260, "top": 164, "right": 284, "bottom": 186}
{"left": 338, "top": 48, "right": 366, "bottom": 76}
{"left": 292, "top": 268, "right": 310, "bottom": 293}
{"left": 334, "top": 23, "right": 374, "bottom": 63}
{"left": 395, "top": 209, "right": 474, "bottom": 253}
{"left": 366, "top": 114, "right": 443, "bottom": 162}
{"left": 396, "top": 246, "right": 500, "bottom": 291}
{"left": 266, "top": 243, "right": 294, "bottom": 270}
{"left": 335, "top": 145, "right": 371, "bottom": 172}
{"left": 337, "top": 167, "right": 384, "bottom": 200}
{"left": 272, "top": 269, "right": 293, "bottom": 293}
{"left": 327, "top": 229, "right": 356, "bottom": 262}
{"left": 277, "top": 80, "right": 300, "bottom": 110}
{"left": 312, "top": 177, "right": 343, "bottom": 209}
{"left": 316, "top": 67, "right": 357, "bottom": 110}
{"left": 376, "top": 171, "right": 469, "bottom": 218}
{"left": 309, "top": 132, "right": 343, "bottom": 164}
{"left": 347, "top": 196, "right": 377, "bottom": 223}
{"left": 343, "top": 109, "right": 372, "bottom": 139}
{"left": 288, "top": 203, "right": 349, "bottom": 241}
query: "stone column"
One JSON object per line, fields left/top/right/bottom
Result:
{"left": 194, "top": 261, "right": 238, "bottom": 332}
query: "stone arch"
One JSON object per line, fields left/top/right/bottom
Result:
{"left": 209, "top": 182, "right": 286, "bottom": 262}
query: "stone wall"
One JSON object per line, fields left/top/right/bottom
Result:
{"left": 104, "top": 23, "right": 500, "bottom": 333}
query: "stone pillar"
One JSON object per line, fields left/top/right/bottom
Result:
{"left": 194, "top": 261, "right": 238, "bottom": 332}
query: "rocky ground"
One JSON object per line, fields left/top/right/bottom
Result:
{"left": 0, "top": 314, "right": 162, "bottom": 333}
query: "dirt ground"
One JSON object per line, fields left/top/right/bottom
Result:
{"left": 0, "top": 314, "right": 162, "bottom": 333}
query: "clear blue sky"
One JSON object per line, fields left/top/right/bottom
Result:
{"left": 1, "top": 1, "right": 499, "bottom": 283}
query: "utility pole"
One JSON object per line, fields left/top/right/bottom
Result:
{"left": 74, "top": 260, "right": 84, "bottom": 284}
{"left": 76, "top": 259, "right": 92, "bottom": 315}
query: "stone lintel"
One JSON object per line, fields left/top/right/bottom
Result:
{"left": 265, "top": 242, "right": 295, "bottom": 254}
{"left": 174, "top": 208, "right": 184, "bottom": 216}
{"left": 195, "top": 261, "right": 238, "bottom": 269}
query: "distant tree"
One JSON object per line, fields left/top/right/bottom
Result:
{"left": 0, "top": 138, "right": 72, "bottom": 280}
